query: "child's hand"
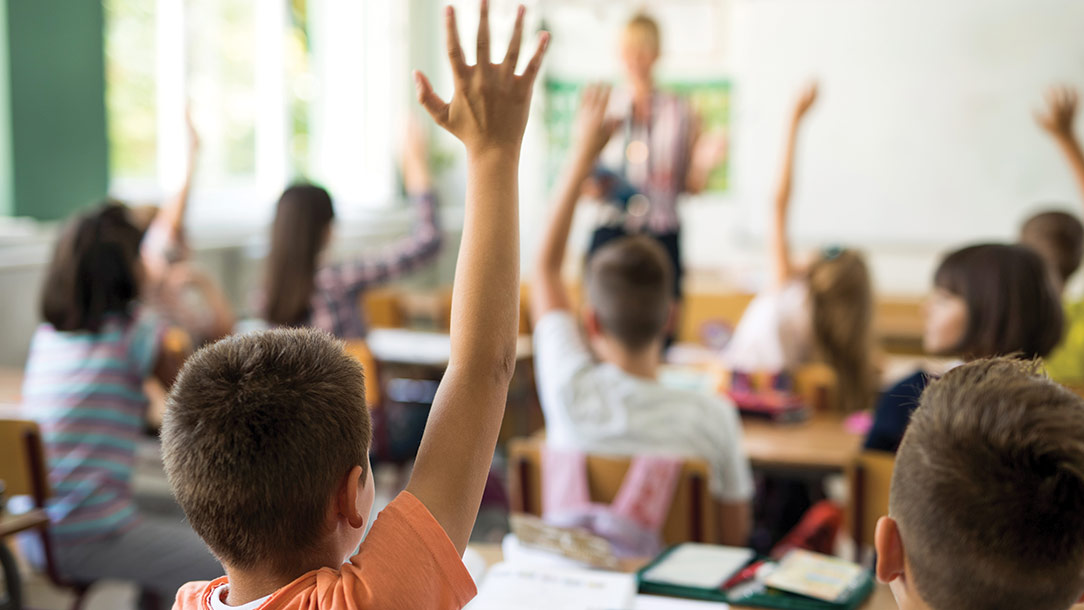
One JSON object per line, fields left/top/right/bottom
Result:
{"left": 414, "top": 1, "right": 550, "bottom": 158}
{"left": 402, "top": 118, "right": 432, "bottom": 194}
{"left": 571, "top": 84, "right": 620, "bottom": 164}
{"left": 184, "top": 105, "right": 201, "bottom": 152}
{"left": 792, "top": 82, "right": 819, "bottom": 122}
{"left": 1036, "top": 85, "right": 1078, "bottom": 138}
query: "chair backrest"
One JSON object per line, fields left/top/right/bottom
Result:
{"left": 793, "top": 363, "right": 839, "bottom": 412}
{"left": 0, "top": 418, "right": 50, "bottom": 505}
{"left": 507, "top": 436, "right": 717, "bottom": 545}
{"left": 361, "top": 288, "right": 404, "bottom": 330}
{"left": 343, "top": 341, "right": 382, "bottom": 408}
{"left": 848, "top": 450, "right": 896, "bottom": 555}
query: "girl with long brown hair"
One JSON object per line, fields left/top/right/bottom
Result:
{"left": 725, "top": 82, "right": 878, "bottom": 415}
{"left": 262, "top": 124, "right": 442, "bottom": 338}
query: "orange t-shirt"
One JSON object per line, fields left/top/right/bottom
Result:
{"left": 173, "top": 492, "right": 477, "bottom": 610}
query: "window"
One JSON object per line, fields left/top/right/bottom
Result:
{"left": 105, "top": 0, "right": 409, "bottom": 226}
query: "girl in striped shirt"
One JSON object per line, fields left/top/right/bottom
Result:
{"left": 22, "top": 202, "right": 221, "bottom": 604}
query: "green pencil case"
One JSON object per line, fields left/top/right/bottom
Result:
{"left": 636, "top": 545, "right": 875, "bottom": 610}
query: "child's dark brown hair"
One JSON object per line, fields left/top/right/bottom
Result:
{"left": 41, "top": 201, "right": 144, "bottom": 332}
{"left": 162, "top": 328, "right": 371, "bottom": 576}
{"left": 264, "top": 184, "right": 335, "bottom": 328}
{"left": 934, "top": 243, "right": 1064, "bottom": 360}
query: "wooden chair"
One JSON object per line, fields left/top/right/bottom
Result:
{"left": 360, "top": 288, "right": 404, "bottom": 330}
{"left": 793, "top": 363, "right": 839, "bottom": 412}
{"left": 0, "top": 418, "right": 94, "bottom": 610}
{"left": 507, "top": 436, "right": 718, "bottom": 545}
{"left": 848, "top": 450, "right": 896, "bottom": 562}
{"left": 343, "top": 340, "right": 382, "bottom": 408}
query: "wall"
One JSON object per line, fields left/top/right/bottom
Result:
{"left": 509, "top": 0, "right": 1084, "bottom": 298}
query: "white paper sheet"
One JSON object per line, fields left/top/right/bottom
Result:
{"left": 635, "top": 595, "right": 731, "bottom": 609}
{"left": 465, "top": 562, "right": 637, "bottom": 610}
{"left": 640, "top": 544, "right": 755, "bottom": 590}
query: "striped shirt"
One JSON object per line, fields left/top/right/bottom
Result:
{"left": 601, "top": 89, "right": 696, "bottom": 234}
{"left": 21, "top": 309, "right": 163, "bottom": 543}
{"left": 307, "top": 191, "right": 442, "bottom": 339}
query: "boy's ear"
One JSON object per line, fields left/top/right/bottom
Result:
{"left": 583, "top": 307, "right": 602, "bottom": 338}
{"left": 337, "top": 465, "right": 368, "bottom": 529}
{"left": 874, "top": 516, "right": 906, "bottom": 585}
{"left": 663, "top": 300, "right": 677, "bottom": 334}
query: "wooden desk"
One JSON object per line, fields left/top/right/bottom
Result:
{"left": 0, "top": 367, "right": 23, "bottom": 404}
{"left": 0, "top": 510, "right": 47, "bottom": 538}
{"left": 366, "top": 329, "right": 533, "bottom": 367}
{"left": 742, "top": 413, "right": 864, "bottom": 472}
{"left": 467, "top": 543, "right": 898, "bottom": 610}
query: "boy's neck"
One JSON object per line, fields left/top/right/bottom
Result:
{"left": 223, "top": 556, "right": 337, "bottom": 607}
{"left": 594, "top": 337, "right": 662, "bottom": 380}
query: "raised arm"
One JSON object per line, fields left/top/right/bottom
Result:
{"left": 324, "top": 122, "right": 443, "bottom": 294}
{"left": 149, "top": 109, "right": 199, "bottom": 249}
{"left": 1036, "top": 85, "right": 1084, "bottom": 204}
{"left": 530, "top": 84, "right": 618, "bottom": 320}
{"left": 770, "top": 82, "right": 818, "bottom": 288}
{"left": 685, "top": 118, "right": 727, "bottom": 195}
{"left": 406, "top": 0, "right": 549, "bottom": 554}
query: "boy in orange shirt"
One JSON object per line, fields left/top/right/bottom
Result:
{"left": 164, "top": 2, "right": 549, "bottom": 608}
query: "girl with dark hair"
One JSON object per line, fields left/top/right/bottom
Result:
{"left": 864, "top": 243, "right": 1065, "bottom": 452}
{"left": 21, "top": 202, "right": 222, "bottom": 602}
{"left": 261, "top": 123, "right": 442, "bottom": 338}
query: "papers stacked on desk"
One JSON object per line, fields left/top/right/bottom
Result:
{"left": 465, "top": 563, "right": 638, "bottom": 610}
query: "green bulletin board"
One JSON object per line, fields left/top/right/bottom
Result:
{"left": 543, "top": 78, "right": 731, "bottom": 192}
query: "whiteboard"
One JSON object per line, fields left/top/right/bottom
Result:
{"left": 728, "top": 0, "right": 1084, "bottom": 248}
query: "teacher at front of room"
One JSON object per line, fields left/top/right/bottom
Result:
{"left": 589, "top": 12, "right": 726, "bottom": 302}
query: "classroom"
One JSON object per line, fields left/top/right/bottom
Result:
{"left": 2, "top": 1, "right": 1084, "bottom": 609}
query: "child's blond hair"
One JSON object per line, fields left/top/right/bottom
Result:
{"left": 807, "top": 249, "right": 877, "bottom": 413}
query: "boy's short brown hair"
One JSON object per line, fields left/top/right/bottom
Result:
{"left": 585, "top": 235, "right": 673, "bottom": 351}
{"left": 1020, "top": 210, "right": 1084, "bottom": 285}
{"left": 891, "top": 358, "right": 1084, "bottom": 610}
{"left": 162, "top": 328, "right": 371, "bottom": 575}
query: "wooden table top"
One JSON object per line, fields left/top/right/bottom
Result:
{"left": 467, "top": 543, "right": 898, "bottom": 610}
{"left": 0, "top": 366, "right": 23, "bottom": 405}
{"left": 741, "top": 413, "right": 865, "bottom": 472}
{"left": 0, "top": 509, "right": 48, "bottom": 538}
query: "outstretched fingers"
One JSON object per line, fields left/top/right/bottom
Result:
{"left": 414, "top": 71, "right": 450, "bottom": 128}
{"left": 445, "top": 6, "right": 468, "bottom": 80}
{"left": 502, "top": 5, "right": 526, "bottom": 74}
{"left": 519, "top": 32, "right": 550, "bottom": 89}
{"left": 476, "top": 0, "right": 491, "bottom": 66}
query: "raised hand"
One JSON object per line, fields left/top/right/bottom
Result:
{"left": 571, "top": 84, "right": 620, "bottom": 163}
{"left": 792, "top": 81, "right": 819, "bottom": 123}
{"left": 1036, "top": 85, "right": 1079, "bottom": 138}
{"left": 414, "top": 1, "right": 550, "bottom": 157}
{"left": 401, "top": 118, "right": 432, "bottom": 194}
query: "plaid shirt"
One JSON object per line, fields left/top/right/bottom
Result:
{"left": 308, "top": 191, "right": 442, "bottom": 339}
{"left": 600, "top": 90, "right": 695, "bottom": 235}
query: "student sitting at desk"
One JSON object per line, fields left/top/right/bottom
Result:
{"left": 169, "top": 4, "right": 548, "bottom": 607}
{"left": 21, "top": 203, "right": 221, "bottom": 603}
{"left": 260, "top": 120, "right": 442, "bottom": 339}
{"left": 876, "top": 358, "right": 1084, "bottom": 610}
{"left": 864, "top": 243, "right": 1064, "bottom": 452}
{"left": 531, "top": 84, "right": 753, "bottom": 547}
{"left": 725, "top": 82, "right": 878, "bottom": 415}
{"left": 1023, "top": 85, "right": 1084, "bottom": 385}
